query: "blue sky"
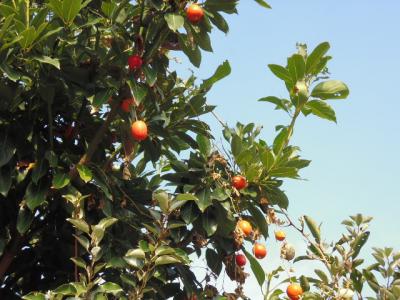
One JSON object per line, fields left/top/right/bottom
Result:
{"left": 175, "top": 0, "right": 400, "bottom": 297}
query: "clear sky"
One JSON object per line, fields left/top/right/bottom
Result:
{"left": 175, "top": 0, "right": 400, "bottom": 297}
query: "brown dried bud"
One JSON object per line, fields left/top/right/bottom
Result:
{"left": 281, "top": 242, "right": 296, "bottom": 261}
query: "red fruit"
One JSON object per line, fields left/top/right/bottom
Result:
{"left": 237, "top": 220, "right": 252, "bottom": 237}
{"left": 130, "top": 120, "right": 148, "bottom": 141}
{"left": 275, "top": 230, "right": 286, "bottom": 241}
{"left": 253, "top": 243, "right": 267, "bottom": 259}
{"left": 64, "top": 125, "right": 74, "bottom": 140}
{"left": 120, "top": 98, "right": 136, "bottom": 112}
{"left": 128, "top": 55, "right": 143, "bottom": 71}
{"left": 287, "top": 283, "right": 303, "bottom": 300}
{"left": 235, "top": 254, "right": 246, "bottom": 267}
{"left": 186, "top": 4, "right": 204, "bottom": 23}
{"left": 232, "top": 175, "right": 247, "bottom": 190}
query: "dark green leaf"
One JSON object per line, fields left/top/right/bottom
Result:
{"left": 306, "top": 42, "right": 330, "bottom": 74}
{"left": 243, "top": 248, "right": 265, "bottom": 287}
{"left": 17, "top": 207, "right": 34, "bottom": 234}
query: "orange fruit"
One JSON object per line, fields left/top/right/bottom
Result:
{"left": 275, "top": 230, "right": 286, "bottom": 241}
{"left": 287, "top": 283, "right": 303, "bottom": 300}
{"left": 237, "top": 220, "right": 252, "bottom": 236}
{"left": 253, "top": 243, "right": 267, "bottom": 259}
{"left": 232, "top": 175, "right": 247, "bottom": 190}
{"left": 186, "top": 4, "right": 204, "bottom": 23}
{"left": 130, "top": 120, "right": 148, "bottom": 141}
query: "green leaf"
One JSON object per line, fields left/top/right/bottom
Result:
{"left": 70, "top": 257, "right": 86, "bottom": 269}
{"left": 154, "top": 191, "right": 169, "bottom": 213}
{"left": 304, "top": 216, "right": 321, "bottom": 243}
{"left": 92, "top": 89, "right": 114, "bottom": 108}
{"left": 254, "top": 0, "right": 271, "bottom": 8}
{"left": 178, "top": 34, "right": 201, "bottom": 67}
{"left": 247, "top": 204, "right": 268, "bottom": 239}
{"left": 143, "top": 65, "right": 157, "bottom": 86}
{"left": 0, "top": 14, "right": 14, "bottom": 41}
{"left": 0, "top": 165, "right": 12, "bottom": 196}
{"left": 175, "top": 194, "right": 198, "bottom": 201}
{"left": 311, "top": 80, "right": 349, "bottom": 100}
{"left": 206, "top": 248, "right": 222, "bottom": 275}
{"left": 67, "top": 218, "right": 90, "bottom": 234}
{"left": 181, "top": 201, "right": 199, "bottom": 224}
{"left": 202, "top": 210, "right": 218, "bottom": 237}
{"left": 269, "top": 167, "right": 299, "bottom": 178}
{"left": 97, "top": 217, "right": 118, "bottom": 229}
{"left": 201, "top": 60, "right": 231, "bottom": 90}
{"left": 155, "top": 255, "right": 181, "bottom": 266}
{"left": 306, "top": 100, "right": 337, "bottom": 123}
{"left": 0, "top": 133, "right": 15, "bottom": 167}
{"left": 164, "top": 13, "right": 184, "bottom": 32}
{"left": 306, "top": 42, "right": 330, "bottom": 74}
{"left": 77, "top": 164, "right": 92, "bottom": 183}
{"left": 231, "top": 134, "right": 242, "bottom": 157}
{"left": 288, "top": 54, "right": 306, "bottom": 82}
{"left": 62, "top": 0, "right": 82, "bottom": 24}
{"left": 268, "top": 64, "right": 293, "bottom": 84}
{"left": 125, "top": 248, "right": 145, "bottom": 259}
{"left": 243, "top": 248, "right": 265, "bottom": 287}
{"left": 258, "top": 96, "right": 290, "bottom": 112}
{"left": 209, "top": 11, "right": 229, "bottom": 33}
{"left": 32, "top": 56, "right": 60, "bottom": 69}
{"left": 260, "top": 148, "right": 275, "bottom": 171}
{"left": 351, "top": 231, "right": 370, "bottom": 258}
{"left": 54, "top": 283, "right": 77, "bottom": 295}
{"left": 196, "top": 134, "right": 211, "bottom": 156}
{"left": 22, "top": 292, "right": 46, "bottom": 300}
{"left": 52, "top": 172, "right": 70, "bottom": 189}
{"left": 17, "top": 207, "right": 34, "bottom": 234}
{"left": 25, "top": 182, "right": 47, "bottom": 210}
{"left": 273, "top": 127, "right": 288, "bottom": 155}
{"left": 196, "top": 189, "right": 212, "bottom": 212}
{"left": 31, "top": 158, "right": 48, "bottom": 184}
{"left": 100, "top": 282, "right": 123, "bottom": 294}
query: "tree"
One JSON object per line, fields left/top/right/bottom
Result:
{"left": 0, "top": 1, "right": 398, "bottom": 299}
